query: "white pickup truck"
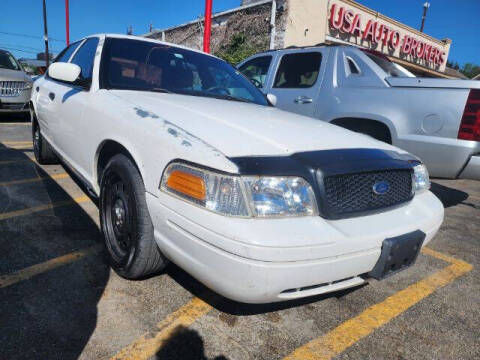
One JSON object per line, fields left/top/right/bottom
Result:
{"left": 239, "top": 45, "right": 480, "bottom": 180}
{"left": 31, "top": 34, "right": 443, "bottom": 303}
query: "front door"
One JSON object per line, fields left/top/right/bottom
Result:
{"left": 35, "top": 41, "right": 83, "bottom": 141}
{"left": 267, "top": 50, "right": 326, "bottom": 118}
{"left": 48, "top": 37, "right": 99, "bottom": 178}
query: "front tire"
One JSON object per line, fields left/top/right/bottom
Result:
{"left": 100, "top": 154, "right": 167, "bottom": 279}
{"left": 32, "top": 121, "right": 59, "bottom": 165}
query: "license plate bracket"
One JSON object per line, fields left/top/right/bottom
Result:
{"left": 369, "top": 230, "right": 425, "bottom": 280}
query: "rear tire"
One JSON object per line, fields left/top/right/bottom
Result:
{"left": 32, "top": 121, "right": 59, "bottom": 165}
{"left": 100, "top": 154, "right": 167, "bottom": 279}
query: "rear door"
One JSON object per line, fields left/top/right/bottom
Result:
{"left": 267, "top": 49, "right": 327, "bottom": 117}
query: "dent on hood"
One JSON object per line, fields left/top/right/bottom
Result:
{"left": 134, "top": 107, "right": 159, "bottom": 119}
{"left": 163, "top": 119, "right": 224, "bottom": 156}
{"left": 132, "top": 105, "right": 224, "bottom": 157}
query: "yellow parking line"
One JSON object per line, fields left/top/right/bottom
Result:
{"left": 283, "top": 248, "right": 473, "bottom": 360}
{"left": 0, "top": 195, "right": 90, "bottom": 221}
{"left": 0, "top": 122, "right": 31, "bottom": 126}
{"left": 0, "top": 172, "right": 69, "bottom": 187}
{"left": 0, "top": 244, "right": 102, "bottom": 289}
{"left": 2, "top": 141, "right": 33, "bottom": 145}
{"left": 111, "top": 297, "right": 213, "bottom": 360}
{"left": 420, "top": 246, "right": 462, "bottom": 264}
{"left": 3, "top": 146, "right": 33, "bottom": 151}
{"left": 1, "top": 142, "right": 33, "bottom": 150}
{"left": 0, "top": 157, "right": 36, "bottom": 166}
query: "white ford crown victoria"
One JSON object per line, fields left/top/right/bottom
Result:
{"left": 31, "top": 34, "right": 444, "bottom": 303}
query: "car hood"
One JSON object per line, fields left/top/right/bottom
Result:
{"left": 111, "top": 90, "right": 406, "bottom": 158}
{"left": 0, "top": 68, "right": 30, "bottom": 82}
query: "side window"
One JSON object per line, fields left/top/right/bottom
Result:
{"left": 238, "top": 56, "right": 272, "bottom": 88}
{"left": 273, "top": 52, "right": 322, "bottom": 89}
{"left": 346, "top": 56, "right": 360, "bottom": 75}
{"left": 54, "top": 41, "right": 81, "bottom": 63}
{"left": 71, "top": 37, "right": 99, "bottom": 82}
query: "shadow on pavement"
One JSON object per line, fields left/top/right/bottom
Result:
{"left": 0, "top": 140, "right": 109, "bottom": 360}
{"left": 430, "top": 181, "right": 469, "bottom": 208}
{"left": 154, "top": 325, "right": 228, "bottom": 360}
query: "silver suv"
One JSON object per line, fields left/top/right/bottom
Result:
{"left": 0, "top": 50, "right": 33, "bottom": 114}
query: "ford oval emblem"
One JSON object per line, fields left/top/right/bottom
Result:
{"left": 373, "top": 181, "right": 390, "bottom": 195}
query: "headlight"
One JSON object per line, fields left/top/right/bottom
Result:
{"left": 24, "top": 82, "right": 33, "bottom": 90}
{"left": 160, "top": 162, "right": 318, "bottom": 218}
{"left": 242, "top": 176, "right": 317, "bottom": 217}
{"left": 413, "top": 164, "right": 430, "bottom": 193}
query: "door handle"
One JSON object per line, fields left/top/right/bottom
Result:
{"left": 49, "top": 92, "right": 55, "bottom": 101}
{"left": 294, "top": 96, "right": 313, "bottom": 104}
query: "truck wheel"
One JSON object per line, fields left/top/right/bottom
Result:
{"left": 32, "top": 122, "right": 59, "bottom": 165}
{"left": 100, "top": 154, "right": 167, "bottom": 279}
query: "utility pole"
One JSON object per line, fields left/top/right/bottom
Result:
{"left": 65, "top": 0, "right": 70, "bottom": 46}
{"left": 269, "top": 0, "right": 277, "bottom": 50}
{"left": 420, "top": 2, "right": 430, "bottom": 32}
{"left": 42, "top": 0, "right": 50, "bottom": 67}
{"left": 203, "top": 0, "right": 212, "bottom": 53}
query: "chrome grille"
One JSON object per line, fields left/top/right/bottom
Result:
{"left": 0, "top": 81, "right": 25, "bottom": 97}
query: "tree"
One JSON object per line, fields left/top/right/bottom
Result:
{"left": 215, "top": 34, "right": 262, "bottom": 65}
{"left": 460, "top": 63, "right": 480, "bottom": 79}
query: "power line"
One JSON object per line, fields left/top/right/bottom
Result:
{"left": 0, "top": 42, "right": 61, "bottom": 53}
{"left": 0, "top": 47, "right": 39, "bottom": 55}
{"left": 0, "top": 31, "right": 65, "bottom": 43}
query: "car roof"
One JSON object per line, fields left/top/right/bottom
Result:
{"left": 78, "top": 33, "right": 218, "bottom": 59}
{"left": 250, "top": 43, "right": 364, "bottom": 58}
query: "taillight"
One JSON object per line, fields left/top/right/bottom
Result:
{"left": 458, "top": 89, "right": 480, "bottom": 141}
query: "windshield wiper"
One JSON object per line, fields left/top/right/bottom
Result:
{"left": 163, "top": 89, "right": 254, "bottom": 104}
{"left": 200, "top": 92, "right": 253, "bottom": 104}
{"left": 149, "top": 87, "right": 173, "bottom": 94}
{"left": 218, "top": 94, "right": 253, "bottom": 103}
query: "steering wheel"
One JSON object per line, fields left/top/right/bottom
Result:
{"left": 250, "top": 78, "right": 262, "bottom": 88}
{"left": 206, "top": 87, "right": 231, "bottom": 96}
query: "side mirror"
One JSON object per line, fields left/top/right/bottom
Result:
{"left": 267, "top": 93, "right": 277, "bottom": 106}
{"left": 48, "top": 62, "right": 81, "bottom": 83}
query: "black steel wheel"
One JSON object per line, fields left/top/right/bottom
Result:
{"left": 100, "top": 154, "right": 167, "bottom": 279}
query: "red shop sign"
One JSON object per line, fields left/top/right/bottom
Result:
{"left": 329, "top": 4, "right": 446, "bottom": 65}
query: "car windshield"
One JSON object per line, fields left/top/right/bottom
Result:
{"left": 101, "top": 38, "right": 268, "bottom": 106}
{"left": 0, "top": 50, "right": 21, "bottom": 71}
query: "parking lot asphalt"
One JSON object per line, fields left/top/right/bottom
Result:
{"left": 0, "top": 116, "right": 478, "bottom": 360}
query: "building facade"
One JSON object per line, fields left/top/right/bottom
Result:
{"left": 144, "top": 0, "right": 453, "bottom": 78}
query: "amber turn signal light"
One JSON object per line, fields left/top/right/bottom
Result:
{"left": 166, "top": 170, "right": 206, "bottom": 201}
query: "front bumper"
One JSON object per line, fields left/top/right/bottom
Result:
{"left": 0, "top": 88, "right": 31, "bottom": 113}
{"left": 146, "top": 191, "right": 444, "bottom": 303}
{"left": 0, "top": 103, "right": 29, "bottom": 113}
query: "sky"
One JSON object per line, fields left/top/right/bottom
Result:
{"left": 1, "top": 0, "right": 478, "bottom": 66}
